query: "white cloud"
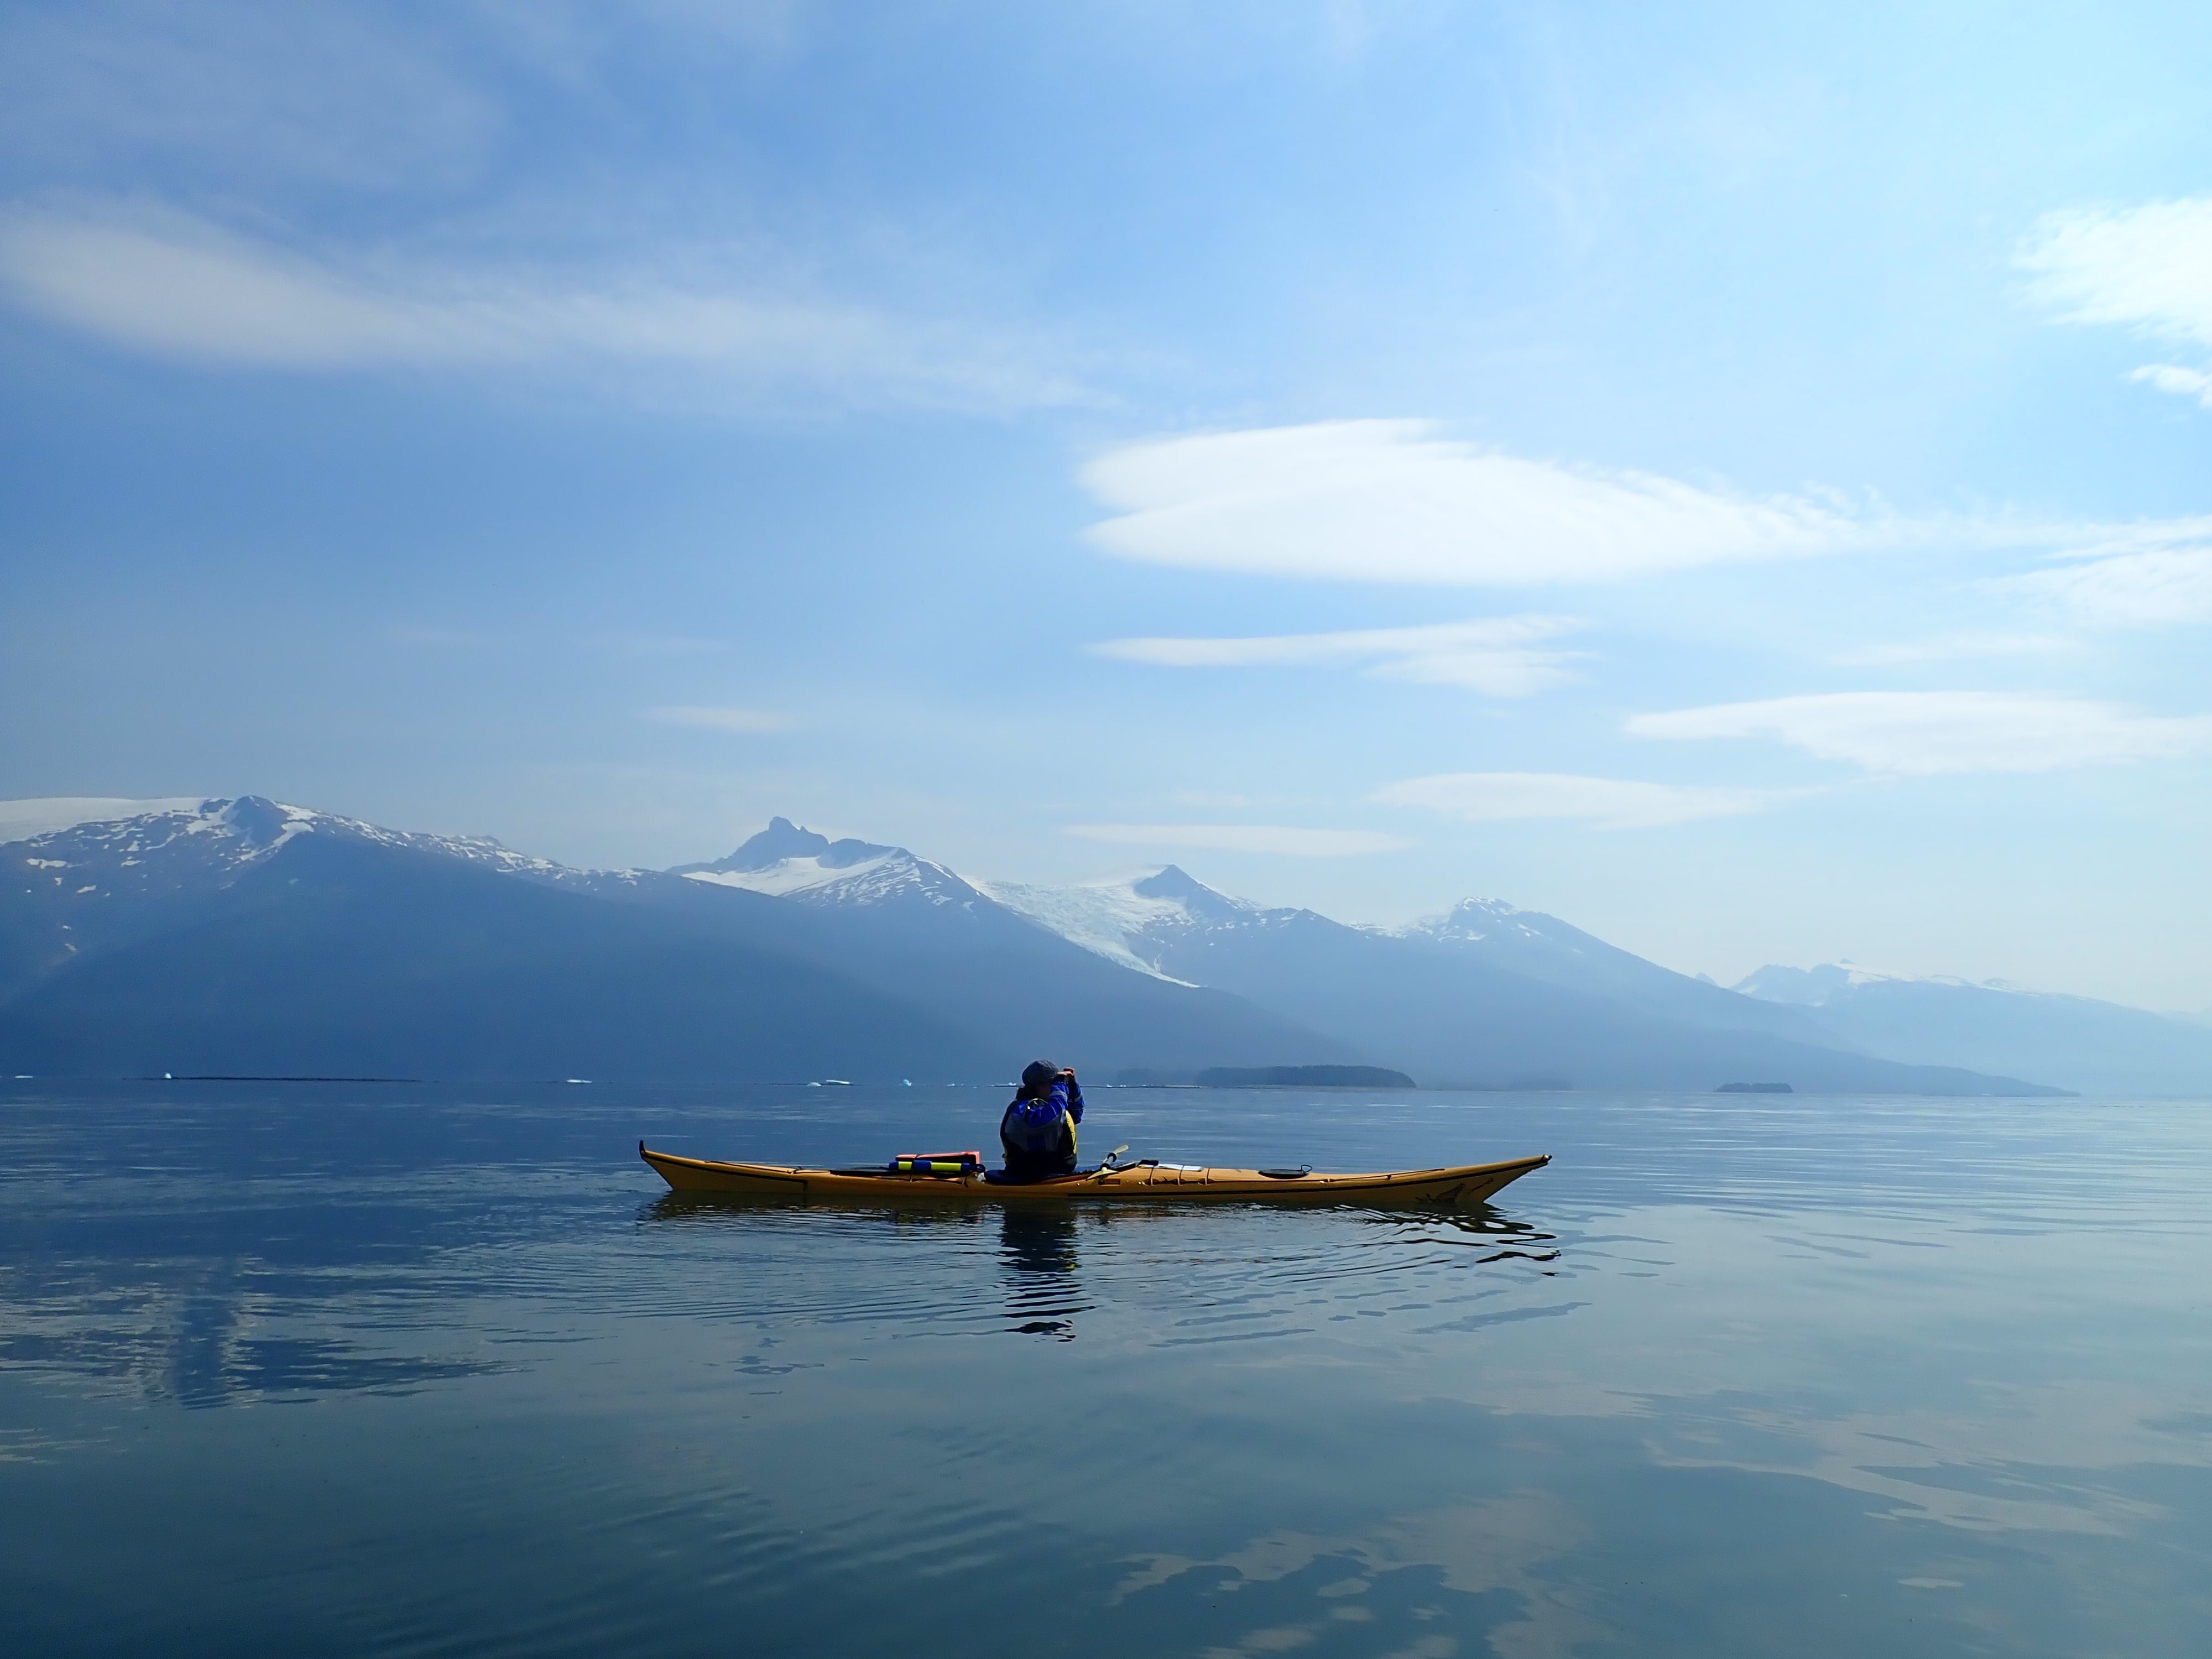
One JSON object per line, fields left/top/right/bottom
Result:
{"left": 2020, "top": 200, "right": 2212, "bottom": 410}
{"left": 1063, "top": 823, "right": 1410, "bottom": 856}
{"left": 649, "top": 705, "right": 790, "bottom": 733}
{"left": 1990, "top": 545, "right": 2212, "bottom": 627}
{"left": 2020, "top": 199, "right": 2212, "bottom": 347}
{"left": 2131, "top": 364, "right": 2212, "bottom": 408}
{"left": 1079, "top": 420, "right": 2212, "bottom": 596}
{"left": 1091, "top": 615, "right": 1585, "bottom": 697}
{"left": 1079, "top": 420, "right": 1892, "bottom": 587}
{"left": 1374, "top": 772, "right": 1777, "bottom": 830}
{"left": 0, "top": 208, "right": 1081, "bottom": 411}
{"left": 1627, "top": 691, "right": 2212, "bottom": 775}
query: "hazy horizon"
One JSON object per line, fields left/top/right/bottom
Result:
{"left": 4, "top": 3, "right": 2210, "bottom": 1009}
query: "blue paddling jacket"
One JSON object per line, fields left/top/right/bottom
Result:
{"left": 1000, "top": 1066, "right": 1084, "bottom": 1177}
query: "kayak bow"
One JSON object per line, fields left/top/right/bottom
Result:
{"left": 639, "top": 1142, "right": 1548, "bottom": 1206}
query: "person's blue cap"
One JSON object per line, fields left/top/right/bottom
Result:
{"left": 1021, "top": 1060, "right": 1061, "bottom": 1092}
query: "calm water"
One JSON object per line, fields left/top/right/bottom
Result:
{"left": 2, "top": 1081, "right": 2207, "bottom": 1657}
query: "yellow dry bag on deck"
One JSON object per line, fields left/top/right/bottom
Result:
{"left": 891, "top": 1151, "right": 982, "bottom": 1176}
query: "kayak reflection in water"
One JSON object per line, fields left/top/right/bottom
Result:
{"left": 1001, "top": 1209, "right": 1079, "bottom": 1277}
{"left": 999, "top": 1060, "right": 1083, "bottom": 1181}
{"left": 1000, "top": 1209, "right": 1085, "bottom": 1339}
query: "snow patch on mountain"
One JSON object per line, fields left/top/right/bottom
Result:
{"left": 0, "top": 796, "right": 592, "bottom": 1003}
{"left": 0, "top": 797, "right": 208, "bottom": 844}
{"left": 979, "top": 865, "right": 1292, "bottom": 982}
{"left": 6, "top": 796, "right": 571, "bottom": 898}
{"left": 688, "top": 851, "right": 924, "bottom": 903}
{"left": 1399, "top": 896, "right": 1555, "bottom": 948}
{"left": 1735, "top": 963, "right": 1935, "bottom": 1004}
{"left": 975, "top": 873, "right": 1197, "bottom": 981}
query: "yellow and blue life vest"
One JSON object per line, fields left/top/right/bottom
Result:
{"left": 1000, "top": 1077, "right": 1083, "bottom": 1162}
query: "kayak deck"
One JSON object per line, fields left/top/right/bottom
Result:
{"left": 639, "top": 1142, "right": 1548, "bottom": 1206}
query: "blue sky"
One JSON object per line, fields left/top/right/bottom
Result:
{"left": 3, "top": 1, "right": 2210, "bottom": 1007}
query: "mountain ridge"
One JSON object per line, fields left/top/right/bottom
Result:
{"left": 651, "top": 828, "right": 2058, "bottom": 1094}
{"left": 0, "top": 799, "right": 2078, "bottom": 1093}
{"left": 0, "top": 800, "right": 1351, "bottom": 1081}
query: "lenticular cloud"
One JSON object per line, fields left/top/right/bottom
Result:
{"left": 1081, "top": 420, "right": 1873, "bottom": 587}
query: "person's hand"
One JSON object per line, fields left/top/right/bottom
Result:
{"left": 1060, "top": 1067, "right": 1077, "bottom": 1081}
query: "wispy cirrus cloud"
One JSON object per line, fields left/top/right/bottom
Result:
{"left": 1091, "top": 615, "right": 1586, "bottom": 697}
{"left": 2132, "top": 364, "right": 2212, "bottom": 409}
{"left": 648, "top": 705, "right": 791, "bottom": 733}
{"left": 1375, "top": 771, "right": 1781, "bottom": 830}
{"left": 2020, "top": 197, "right": 2212, "bottom": 346}
{"left": 1065, "top": 823, "right": 1409, "bottom": 856}
{"left": 0, "top": 207, "right": 1084, "bottom": 412}
{"left": 0, "top": 2, "right": 497, "bottom": 191}
{"left": 1628, "top": 691, "right": 2212, "bottom": 775}
{"left": 1986, "top": 545, "right": 2212, "bottom": 627}
{"left": 2020, "top": 198, "right": 2212, "bottom": 410}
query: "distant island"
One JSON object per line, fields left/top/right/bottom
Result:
{"left": 1716, "top": 1081, "right": 1794, "bottom": 1093}
{"left": 1194, "top": 1065, "right": 1417, "bottom": 1089}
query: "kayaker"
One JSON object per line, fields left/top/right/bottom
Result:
{"left": 1000, "top": 1060, "right": 1084, "bottom": 1180}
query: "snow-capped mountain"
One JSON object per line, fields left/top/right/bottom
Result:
{"left": 9, "top": 794, "right": 567, "bottom": 885}
{"left": 1400, "top": 896, "right": 1836, "bottom": 1039}
{"left": 654, "top": 824, "right": 1350, "bottom": 1072}
{"left": 0, "top": 794, "right": 1004, "bottom": 1082}
{"left": 977, "top": 877, "right": 1188, "bottom": 980}
{"left": 674, "top": 817, "right": 985, "bottom": 910}
{"left": 0, "top": 799, "right": 1348, "bottom": 1081}
{"left": 988, "top": 865, "right": 1684, "bottom": 994}
{"left": 0, "top": 797, "right": 207, "bottom": 844}
{"left": 977, "top": 863, "right": 2039, "bottom": 1093}
{"left": 985, "top": 868, "right": 1829, "bottom": 1043}
{"left": 979, "top": 865, "right": 1270, "bottom": 983}
{"left": 0, "top": 795, "right": 2097, "bottom": 1093}
{"left": 1735, "top": 963, "right": 1903, "bottom": 1003}
{"left": 1, "top": 796, "right": 580, "bottom": 999}
{"left": 1735, "top": 963, "right": 2212, "bottom": 1095}
{"left": 1733, "top": 962, "right": 2042, "bottom": 1003}
{"left": 1405, "top": 896, "right": 1642, "bottom": 978}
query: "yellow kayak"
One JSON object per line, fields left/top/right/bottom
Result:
{"left": 639, "top": 1141, "right": 1548, "bottom": 1206}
